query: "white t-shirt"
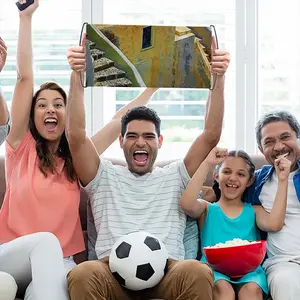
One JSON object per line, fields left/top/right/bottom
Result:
{"left": 83, "top": 159, "right": 190, "bottom": 260}
{"left": 260, "top": 170, "right": 300, "bottom": 269}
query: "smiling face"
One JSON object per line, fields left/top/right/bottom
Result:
{"left": 215, "top": 156, "right": 253, "bottom": 201}
{"left": 259, "top": 121, "right": 299, "bottom": 171}
{"left": 33, "top": 89, "right": 66, "bottom": 143}
{"left": 119, "top": 119, "right": 163, "bottom": 175}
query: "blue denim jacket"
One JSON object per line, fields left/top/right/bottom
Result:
{"left": 245, "top": 160, "right": 300, "bottom": 205}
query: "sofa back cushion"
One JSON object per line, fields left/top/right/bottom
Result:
{"left": 0, "top": 154, "right": 268, "bottom": 233}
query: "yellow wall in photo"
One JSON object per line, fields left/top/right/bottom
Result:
{"left": 95, "top": 24, "right": 211, "bottom": 88}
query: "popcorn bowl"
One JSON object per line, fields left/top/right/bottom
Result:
{"left": 203, "top": 240, "right": 267, "bottom": 278}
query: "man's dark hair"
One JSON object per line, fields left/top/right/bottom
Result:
{"left": 255, "top": 111, "right": 300, "bottom": 148}
{"left": 121, "top": 106, "right": 161, "bottom": 137}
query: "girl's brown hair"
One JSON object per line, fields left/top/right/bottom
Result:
{"left": 29, "top": 82, "right": 75, "bottom": 182}
{"left": 212, "top": 150, "right": 255, "bottom": 201}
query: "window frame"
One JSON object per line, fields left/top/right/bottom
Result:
{"left": 235, "top": 0, "right": 259, "bottom": 154}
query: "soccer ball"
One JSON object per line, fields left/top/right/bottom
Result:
{"left": 109, "top": 231, "right": 169, "bottom": 291}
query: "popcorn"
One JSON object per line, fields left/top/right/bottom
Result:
{"left": 206, "top": 238, "right": 256, "bottom": 248}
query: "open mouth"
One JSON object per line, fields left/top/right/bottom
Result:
{"left": 225, "top": 183, "right": 239, "bottom": 190}
{"left": 133, "top": 150, "right": 148, "bottom": 166}
{"left": 44, "top": 118, "right": 58, "bottom": 131}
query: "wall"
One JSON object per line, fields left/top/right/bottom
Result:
{"left": 96, "top": 25, "right": 175, "bottom": 87}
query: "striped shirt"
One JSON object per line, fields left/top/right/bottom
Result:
{"left": 0, "top": 124, "right": 9, "bottom": 146}
{"left": 83, "top": 158, "right": 190, "bottom": 260}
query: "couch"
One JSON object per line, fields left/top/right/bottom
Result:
{"left": 73, "top": 154, "right": 270, "bottom": 262}
{"left": 0, "top": 154, "right": 272, "bottom": 299}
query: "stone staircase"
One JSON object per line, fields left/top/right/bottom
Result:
{"left": 89, "top": 42, "right": 132, "bottom": 87}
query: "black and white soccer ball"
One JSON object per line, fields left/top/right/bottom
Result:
{"left": 109, "top": 231, "right": 169, "bottom": 291}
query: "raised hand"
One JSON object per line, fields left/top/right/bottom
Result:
{"left": 0, "top": 37, "right": 7, "bottom": 73}
{"left": 274, "top": 154, "right": 292, "bottom": 181}
{"left": 205, "top": 147, "right": 228, "bottom": 167}
{"left": 211, "top": 36, "right": 230, "bottom": 75}
{"left": 17, "top": 0, "right": 39, "bottom": 17}
{"left": 67, "top": 34, "right": 86, "bottom": 72}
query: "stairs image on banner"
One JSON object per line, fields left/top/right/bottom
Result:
{"left": 89, "top": 41, "right": 132, "bottom": 87}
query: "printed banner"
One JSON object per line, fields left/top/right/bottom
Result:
{"left": 84, "top": 24, "right": 214, "bottom": 89}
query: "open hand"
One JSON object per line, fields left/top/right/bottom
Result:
{"left": 0, "top": 37, "right": 7, "bottom": 73}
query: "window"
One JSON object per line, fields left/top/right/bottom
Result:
{"left": 142, "top": 26, "right": 152, "bottom": 49}
{"left": 0, "top": 0, "right": 83, "bottom": 153}
{"left": 2, "top": 1, "right": 298, "bottom": 159}
{"left": 258, "top": 0, "right": 300, "bottom": 122}
{"left": 97, "top": 0, "right": 237, "bottom": 161}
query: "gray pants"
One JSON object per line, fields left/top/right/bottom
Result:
{"left": 0, "top": 232, "right": 74, "bottom": 300}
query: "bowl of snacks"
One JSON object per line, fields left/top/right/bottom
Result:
{"left": 203, "top": 239, "right": 267, "bottom": 278}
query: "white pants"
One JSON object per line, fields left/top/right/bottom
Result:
{"left": 0, "top": 232, "right": 75, "bottom": 300}
{"left": 0, "top": 271, "right": 17, "bottom": 300}
{"left": 266, "top": 261, "right": 300, "bottom": 300}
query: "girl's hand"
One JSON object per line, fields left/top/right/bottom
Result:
{"left": 274, "top": 154, "right": 291, "bottom": 181}
{"left": 205, "top": 147, "right": 228, "bottom": 167}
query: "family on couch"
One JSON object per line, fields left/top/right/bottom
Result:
{"left": 0, "top": 1, "right": 299, "bottom": 300}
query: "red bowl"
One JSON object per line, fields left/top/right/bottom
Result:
{"left": 203, "top": 240, "right": 266, "bottom": 278}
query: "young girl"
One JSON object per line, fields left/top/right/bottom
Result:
{"left": 180, "top": 147, "right": 290, "bottom": 300}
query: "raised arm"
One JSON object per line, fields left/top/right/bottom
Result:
{"left": 91, "top": 88, "right": 158, "bottom": 155}
{"left": 0, "top": 38, "right": 9, "bottom": 125}
{"left": 184, "top": 38, "right": 230, "bottom": 177}
{"left": 7, "top": 0, "right": 39, "bottom": 149}
{"left": 180, "top": 147, "right": 227, "bottom": 219}
{"left": 66, "top": 41, "right": 100, "bottom": 187}
{"left": 254, "top": 155, "right": 290, "bottom": 232}
{"left": 66, "top": 40, "right": 158, "bottom": 186}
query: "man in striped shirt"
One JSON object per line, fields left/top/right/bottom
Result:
{"left": 66, "top": 37, "right": 230, "bottom": 300}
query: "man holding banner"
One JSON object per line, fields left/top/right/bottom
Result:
{"left": 65, "top": 31, "right": 230, "bottom": 299}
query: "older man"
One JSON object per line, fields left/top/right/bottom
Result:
{"left": 246, "top": 111, "right": 300, "bottom": 300}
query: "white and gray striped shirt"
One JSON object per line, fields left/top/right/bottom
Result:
{"left": 83, "top": 159, "right": 190, "bottom": 260}
{"left": 0, "top": 124, "right": 9, "bottom": 146}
